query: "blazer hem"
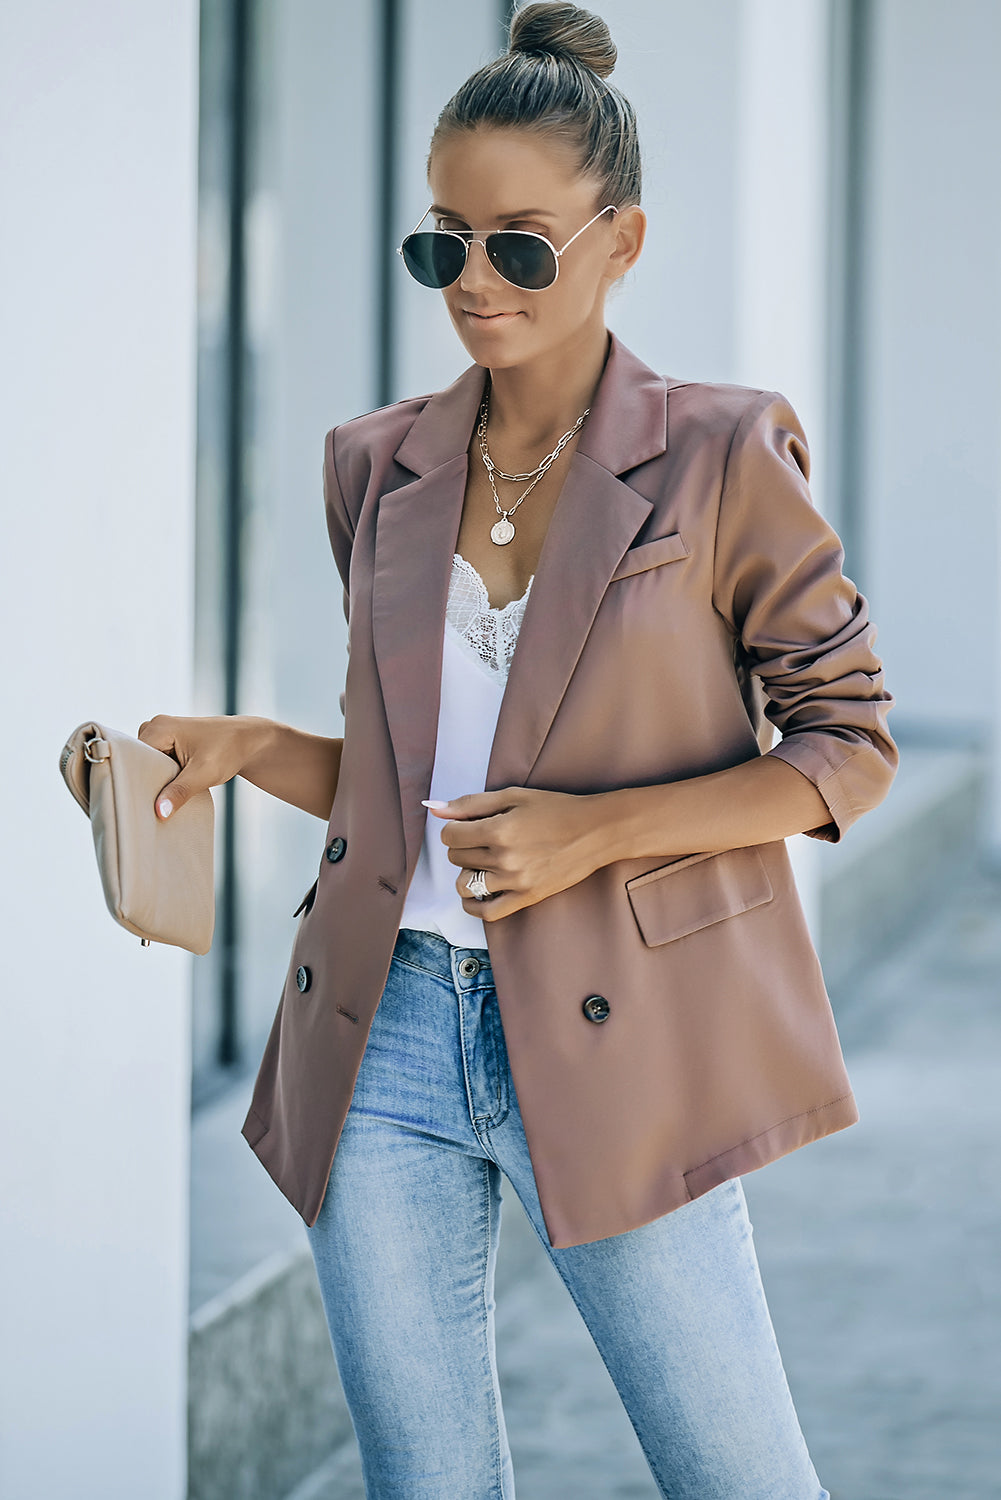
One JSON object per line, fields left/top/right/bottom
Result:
{"left": 683, "top": 1090, "right": 859, "bottom": 1200}
{"left": 239, "top": 1106, "right": 313, "bottom": 1222}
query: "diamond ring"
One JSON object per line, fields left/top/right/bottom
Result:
{"left": 465, "top": 869, "right": 490, "bottom": 900}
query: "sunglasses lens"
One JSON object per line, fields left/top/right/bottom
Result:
{"left": 486, "top": 232, "right": 557, "bottom": 290}
{"left": 400, "top": 232, "right": 466, "bottom": 289}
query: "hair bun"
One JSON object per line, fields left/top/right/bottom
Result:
{"left": 509, "top": 3, "right": 617, "bottom": 80}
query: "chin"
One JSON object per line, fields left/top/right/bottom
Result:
{"left": 453, "top": 325, "right": 536, "bottom": 369}
{"left": 453, "top": 333, "right": 516, "bottom": 367}
{"left": 469, "top": 349, "right": 527, "bottom": 373}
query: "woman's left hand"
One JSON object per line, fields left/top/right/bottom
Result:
{"left": 424, "top": 786, "right": 605, "bottom": 921}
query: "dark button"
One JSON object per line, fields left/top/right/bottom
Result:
{"left": 458, "top": 957, "right": 481, "bottom": 978}
{"left": 582, "top": 994, "right": 610, "bottom": 1024}
{"left": 296, "top": 965, "right": 311, "bottom": 993}
{"left": 326, "top": 837, "right": 347, "bottom": 863}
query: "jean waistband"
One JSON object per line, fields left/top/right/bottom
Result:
{"left": 394, "top": 926, "right": 492, "bottom": 981}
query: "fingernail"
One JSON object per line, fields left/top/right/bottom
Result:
{"left": 421, "top": 799, "right": 450, "bottom": 809}
{"left": 158, "top": 799, "right": 173, "bottom": 818}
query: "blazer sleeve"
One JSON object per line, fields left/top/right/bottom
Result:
{"left": 323, "top": 425, "right": 355, "bottom": 720}
{"left": 711, "top": 389, "right": 899, "bottom": 843}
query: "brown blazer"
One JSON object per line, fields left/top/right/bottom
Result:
{"left": 241, "top": 331, "right": 898, "bottom": 1249}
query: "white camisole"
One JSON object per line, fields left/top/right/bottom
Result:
{"left": 398, "top": 552, "right": 535, "bottom": 947}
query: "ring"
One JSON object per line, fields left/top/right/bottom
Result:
{"left": 465, "top": 869, "right": 490, "bottom": 900}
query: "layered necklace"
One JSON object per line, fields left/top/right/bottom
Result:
{"left": 476, "top": 383, "right": 590, "bottom": 546}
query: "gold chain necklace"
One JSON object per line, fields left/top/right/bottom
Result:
{"left": 476, "top": 388, "right": 589, "bottom": 546}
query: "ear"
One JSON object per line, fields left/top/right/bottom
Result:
{"left": 607, "top": 204, "right": 646, "bottom": 282}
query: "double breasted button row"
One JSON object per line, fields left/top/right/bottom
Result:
{"left": 296, "top": 965, "right": 311, "bottom": 993}
{"left": 325, "top": 836, "right": 347, "bottom": 863}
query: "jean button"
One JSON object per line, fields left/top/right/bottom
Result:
{"left": 458, "top": 956, "right": 481, "bottom": 978}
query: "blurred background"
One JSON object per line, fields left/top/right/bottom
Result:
{"left": 2, "top": 1, "right": 999, "bottom": 1497}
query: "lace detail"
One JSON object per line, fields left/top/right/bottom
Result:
{"left": 445, "top": 552, "right": 534, "bottom": 686}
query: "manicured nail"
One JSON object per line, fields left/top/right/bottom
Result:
{"left": 422, "top": 799, "right": 450, "bottom": 809}
{"left": 158, "top": 799, "right": 173, "bottom": 818}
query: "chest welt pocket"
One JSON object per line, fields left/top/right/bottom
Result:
{"left": 609, "top": 530, "right": 690, "bottom": 582}
{"left": 625, "top": 845, "right": 773, "bottom": 947}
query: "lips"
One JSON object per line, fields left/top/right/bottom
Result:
{"left": 464, "top": 309, "right": 522, "bottom": 323}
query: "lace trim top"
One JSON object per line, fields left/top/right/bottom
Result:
{"left": 398, "top": 551, "right": 534, "bottom": 947}
{"left": 444, "top": 552, "right": 534, "bottom": 687}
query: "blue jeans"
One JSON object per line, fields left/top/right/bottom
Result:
{"left": 306, "top": 926, "right": 830, "bottom": 1500}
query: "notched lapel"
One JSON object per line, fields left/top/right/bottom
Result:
{"left": 486, "top": 333, "right": 680, "bottom": 792}
{"left": 371, "top": 454, "right": 469, "bottom": 883}
{"left": 485, "top": 452, "right": 652, "bottom": 792}
{"left": 372, "top": 360, "right": 488, "bottom": 880}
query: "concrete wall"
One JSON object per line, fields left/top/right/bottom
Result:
{"left": 0, "top": 3, "right": 199, "bottom": 1495}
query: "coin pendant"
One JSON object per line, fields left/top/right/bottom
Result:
{"left": 491, "top": 518, "right": 516, "bottom": 545}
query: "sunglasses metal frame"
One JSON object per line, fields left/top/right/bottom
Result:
{"left": 396, "top": 202, "right": 620, "bottom": 291}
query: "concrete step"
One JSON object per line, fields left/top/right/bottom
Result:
{"left": 189, "top": 1246, "right": 350, "bottom": 1500}
{"left": 187, "top": 739, "right": 986, "bottom": 1500}
{"left": 817, "top": 741, "right": 986, "bottom": 992}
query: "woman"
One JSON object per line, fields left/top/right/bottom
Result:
{"left": 141, "top": 4, "right": 897, "bottom": 1495}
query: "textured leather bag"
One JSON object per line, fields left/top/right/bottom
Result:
{"left": 59, "top": 722, "right": 215, "bottom": 955}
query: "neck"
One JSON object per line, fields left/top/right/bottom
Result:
{"left": 484, "top": 323, "right": 612, "bottom": 451}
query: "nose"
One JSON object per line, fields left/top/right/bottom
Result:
{"left": 458, "top": 236, "right": 502, "bottom": 293}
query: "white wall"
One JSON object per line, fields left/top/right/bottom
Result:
{"left": 392, "top": 0, "right": 504, "bottom": 399}
{"left": 609, "top": 0, "right": 830, "bottom": 427}
{"left": 594, "top": 0, "right": 740, "bottom": 379}
{"left": 865, "top": 0, "right": 1001, "bottom": 753}
{"left": 732, "top": 0, "right": 829, "bottom": 438}
{"left": 0, "top": 4, "right": 199, "bottom": 1495}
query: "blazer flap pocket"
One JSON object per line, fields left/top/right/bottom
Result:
{"left": 625, "top": 845, "right": 773, "bottom": 947}
{"left": 610, "top": 531, "right": 690, "bottom": 582}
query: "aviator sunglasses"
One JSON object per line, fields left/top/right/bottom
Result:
{"left": 397, "top": 203, "right": 620, "bottom": 292}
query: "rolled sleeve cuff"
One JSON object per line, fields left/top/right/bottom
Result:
{"left": 763, "top": 737, "right": 864, "bottom": 844}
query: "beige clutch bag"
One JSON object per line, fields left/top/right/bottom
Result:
{"left": 60, "top": 722, "right": 215, "bottom": 955}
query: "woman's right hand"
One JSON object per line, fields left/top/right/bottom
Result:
{"left": 137, "top": 713, "right": 271, "bottom": 821}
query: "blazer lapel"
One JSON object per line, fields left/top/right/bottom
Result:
{"left": 372, "top": 364, "right": 486, "bottom": 881}
{"left": 484, "top": 452, "right": 652, "bottom": 792}
{"left": 371, "top": 333, "right": 683, "bottom": 881}
{"left": 488, "top": 335, "right": 681, "bottom": 792}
